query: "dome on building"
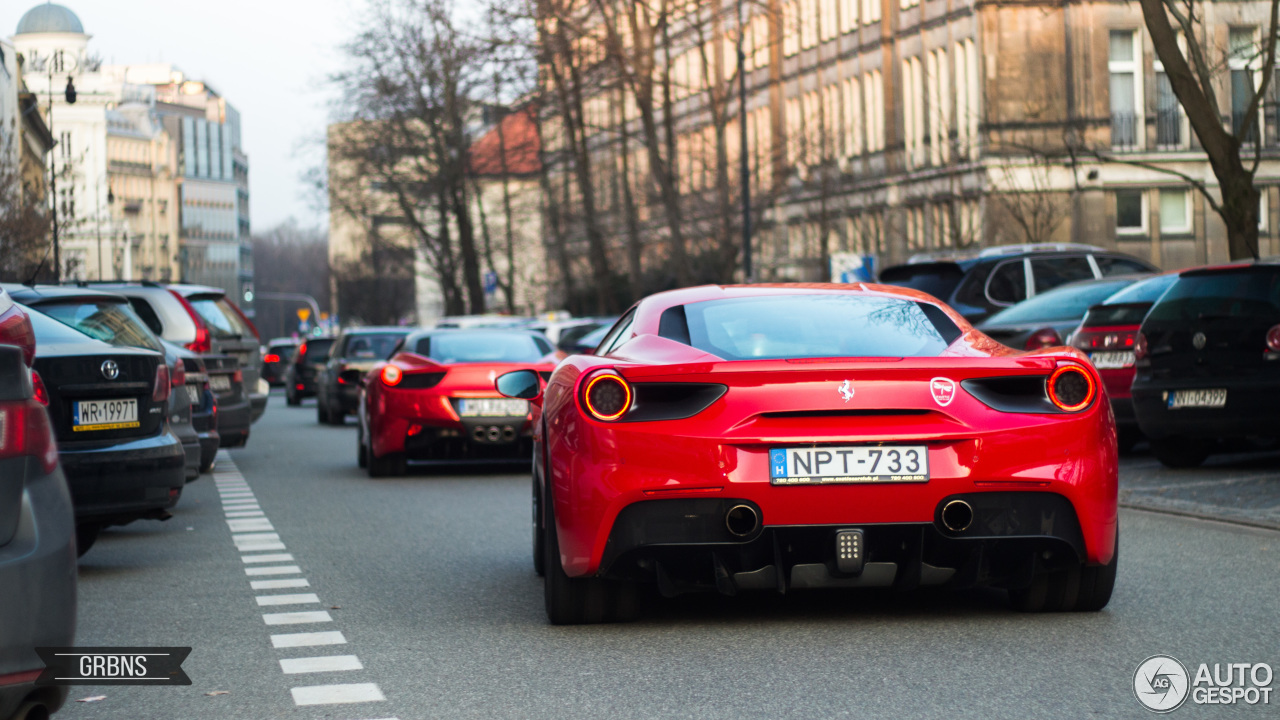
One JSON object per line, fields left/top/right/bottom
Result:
{"left": 15, "top": 3, "right": 85, "bottom": 35}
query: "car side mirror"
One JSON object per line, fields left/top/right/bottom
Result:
{"left": 496, "top": 369, "right": 541, "bottom": 400}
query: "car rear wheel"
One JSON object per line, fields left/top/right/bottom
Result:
{"left": 328, "top": 408, "right": 346, "bottom": 426}
{"left": 1009, "top": 530, "right": 1118, "bottom": 612}
{"left": 543, "top": 489, "right": 638, "bottom": 624}
{"left": 286, "top": 387, "right": 301, "bottom": 406}
{"left": 357, "top": 426, "right": 368, "bottom": 468}
{"left": 367, "top": 434, "right": 405, "bottom": 477}
{"left": 317, "top": 402, "right": 329, "bottom": 424}
{"left": 76, "top": 524, "right": 101, "bottom": 558}
{"left": 532, "top": 474, "right": 545, "bottom": 577}
{"left": 1150, "top": 437, "right": 1211, "bottom": 468}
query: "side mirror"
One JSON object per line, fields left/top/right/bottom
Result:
{"left": 496, "top": 369, "right": 542, "bottom": 400}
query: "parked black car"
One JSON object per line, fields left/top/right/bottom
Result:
{"left": 6, "top": 285, "right": 205, "bottom": 482}
{"left": 1133, "top": 262, "right": 1280, "bottom": 467}
{"left": 284, "top": 336, "right": 334, "bottom": 406}
{"left": 878, "top": 243, "right": 1157, "bottom": 323}
{"left": 976, "top": 275, "right": 1149, "bottom": 350}
{"left": 316, "top": 328, "right": 410, "bottom": 424}
{"left": 262, "top": 338, "right": 299, "bottom": 386}
{"left": 166, "top": 342, "right": 220, "bottom": 474}
{"left": 0, "top": 296, "right": 76, "bottom": 720}
{"left": 21, "top": 305, "right": 186, "bottom": 555}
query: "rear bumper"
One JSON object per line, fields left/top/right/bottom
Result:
{"left": 217, "top": 396, "right": 252, "bottom": 447}
{"left": 198, "top": 429, "right": 220, "bottom": 468}
{"left": 1132, "top": 376, "right": 1280, "bottom": 439}
{"left": 0, "top": 460, "right": 76, "bottom": 719}
{"left": 595, "top": 493, "right": 1090, "bottom": 594}
{"left": 250, "top": 392, "right": 268, "bottom": 423}
{"left": 59, "top": 431, "right": 186, "bottom": 525}
{"left": 370, "top": 391, "right": 533, "bottom": 459}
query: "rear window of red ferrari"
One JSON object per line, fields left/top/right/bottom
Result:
{"left": 664, "top": 295, "right": 962, "bottom": 360}
{"left": 415, "top": 333, "right": 551, "bottom": 364}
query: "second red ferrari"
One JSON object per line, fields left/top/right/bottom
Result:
{"left": 358, "top": 329, "right": 557, "bottom": 476}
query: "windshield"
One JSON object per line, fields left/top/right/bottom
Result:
{"left": 983, "top": 280, "right": 1134, "bottom": 325}
{"left": 36, "top": 300, "right": 164, "bottom": 352}
{"left": 344, "top": 333, "right": 406, "bottom": 360}
{"left": 1102, "top": 274, "right": 1178, "bottom": 305}
{"left": 188, "top": 295, "right": 253, "bottom": 340}
{"left": 303, "top": 338, "right": 334, "bottom": 359}
{"left": 416, "top": 333, "right": 551, "bottom": 364}
{"left": 678, "top": 294, "right": 961, "bottom": 360}
{"left": 1147, "top": 268, "right": 1280, "bottom": 323}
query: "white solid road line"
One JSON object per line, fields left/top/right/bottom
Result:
{"left": 279, "top": 655, "right": 364, "bottom": 674}
{"left": 271, "top": 631, "right": 347, "bottom": 648}
{"left": 242, "top": 553, "right": 294, "bottom": 564}
{"left": 290, "top": 683, "right": 385, "bottom": 706}
{"left": 262, "top": 611, "right": 333, "bottom": 625}
{"left": 256, "top": 593, "right": 321, "bottom": 606}
{"left": 252, "top": 578, "right": 310, "bottom": 590}
{"left": 245, "top": 565, "right": 302, "bottom": 576}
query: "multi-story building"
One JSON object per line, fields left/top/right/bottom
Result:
{"left": 547, "top": 0, "right": 1280, "bottom": 288}
{"left": 105, "top": 99, "right": 180, "bottom": 281}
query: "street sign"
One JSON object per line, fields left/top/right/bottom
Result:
{"left": 830, "top": 253, "right": 877, "bottom": 283}
{"left": 297, "top": 308, "right": 311, "bottom": 322}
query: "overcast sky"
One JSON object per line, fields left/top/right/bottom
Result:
{"left": 1, "top": 0, "right": 358, "bottom": 235}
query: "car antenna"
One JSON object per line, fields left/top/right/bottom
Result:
{"left": 23, "top": 250, "right": 51, "bottom": 287}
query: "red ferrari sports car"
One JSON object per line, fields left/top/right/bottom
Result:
{"left": 496, "top": 284, "right": 1119, "bottom": 624}
{"left": 358, "top": 329, "right": 557, "bottom": 476}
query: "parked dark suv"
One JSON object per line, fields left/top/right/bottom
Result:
{"left": 878, "top": 244, "right": 1158, "bottom": 323}
{"left": 284, "top": 336, "right": 334, "bottom": 406}
{"left": 1132, "top": 262, "right": 1280, "bottom": 467}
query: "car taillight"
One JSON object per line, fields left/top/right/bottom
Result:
{"left": 171, "top": 361, "right": 185, "bottom": 388}
{"left": 1024, "top": 327, "right": 1062, "bottom": 350}
{"left": 0, "top": 399, "right": 59, "bottom": 473}
{"left": 297, "top": 343, "right": 308, "bottom": 361}
{"left": 1267, "top": 325, "right": 1280, "bottom": 352}
{"left": 1047, "top": 365, "right": 1096, "bottom": 412}
{"left": 30, "top": 371, "right": 48, "bottom": 406}
{"left": 153, "top": 364, "right": 171, "bottom": 403}
{"left": 0, "top": 304, "right": 37, "bottom": 367}
{"left": 1073, "top": 329, "right": 1137, "bottom": 351}
{"left": 169, "top": 289, "right": 212, "bottom": 353}
{"left": 233, "top": 369, "right": 244, "bottom": 384}
{"left": 381, "top": 365, "right": 402, "bottom": 386}
{"left": 264, "top": 354, "right": 280, "bottom": 364}
{"left": 582, "top": 372, "right": 632, "bottom": 421}
{"left": 1134, "top": 332, "right": 1148, "bottom": 361}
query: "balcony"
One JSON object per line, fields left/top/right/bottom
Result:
{"left": 1156, "top": 108, "right": 1181, "bottom": 148}
{"left": 1111, "top": 112, "right": 1140, "bottom": 151}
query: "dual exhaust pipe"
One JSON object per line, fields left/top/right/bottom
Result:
{"left": 471, "top": 425, "right": 517, "bottom": 443}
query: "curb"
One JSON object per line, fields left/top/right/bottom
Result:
{"left": 1120, "top": 500, "right": 1280, "bottom": 533}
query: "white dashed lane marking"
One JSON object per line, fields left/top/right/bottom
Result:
{"left": 214, "top": 453, "right": 386, "bottom": 710}
{"left": 290, "top": 683, "right": 386, "bottom": 706}
{"left": 271, "top": 631, "right": 347, "bottom": 649}
{"left": 256, "top": 594, "right": 320, "bottom": 607}
{"left": 280, "top": 655, "right": 364, "bottom": 674}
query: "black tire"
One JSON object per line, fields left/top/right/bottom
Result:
{"left": 543, "top": 488, "right": 639, "bottom": 624}
{"left": 367, "top": 441, "right": 405, "bottom": 477}
{"left": 357, "top": 427, "right": 368, "bottom": 469}
{"left": 1075, "top": 528, "right": 1119, "bottom": 612}
{"left": 286, "top": 388, "right": 300, "bottom": 406}
{"left": 317, "top": 402, "right": 329, "bottom": 424}
{"left": 76, "top": 525, "right": 101, "bottom": 558}
{"left": 329, "top": 409, "right": 346, "bottom": 426}
{"left": 199, "top": 453, "right": 216, "bottom": 474}
{"left": 532, "top": 474, "right": 546, "bottom": 577}
{"left": 1009, "top": 530, "right": 1119, "bottom": 612}
{"left": 1150, "top": 437, "right": 1211, "bottom": 468}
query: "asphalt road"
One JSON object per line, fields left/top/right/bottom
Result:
{"left": 56, "top": 394, "right": 1280, "bottom": 719}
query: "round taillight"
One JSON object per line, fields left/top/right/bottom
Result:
{"left": 583, "top": 372, "right": 631, "bottom": 421}
{"left": 264, "top": 353, "right": 280, "bottom": 364}
{"left": 1025, "top": 327, "right": 1062, "bottom": 350}
{"left": 1134, "top": 331, "right": 1148, "bottom": 361}
{"left": 1047, "top": 365, "right": 1096, "bottom": 412}
{"left": 1267, "top": 325, "right": 1280, "bottom": 352}
{"left": 381, "top": 365, "right": 403, "bottom": 386}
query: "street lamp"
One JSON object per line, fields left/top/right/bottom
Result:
{"left": 736, "top": 0, "right": 753, "bottom": 284}
{"left": 47, "top": 69, "right": 78, "bottom": 283}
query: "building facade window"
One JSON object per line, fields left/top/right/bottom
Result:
{"left": 784, "top": 1, "right": 800, "bottom": 57}
{"left": 1159, "top": 189, "right": 1191, "bottom": 234}
{"left": 1230, "top": 27, "right": 1259, "bottom": 142}
{"left": 839, "top": 0, "right": 858, "bottom": 34}
{"left": 865, "top": 69, "right": 884, "bottom": 152}
{"left": 1116, "top": 189, "right": 1147, "bottom": 234}
{"left": 843, "top": 75, "right": 862, "bottom": 156}
{"left": 1109, "top": 30, "right": 1143, "bottom": 150}
{"left": 862, "top": 0, "right": 880, "bottom": 25}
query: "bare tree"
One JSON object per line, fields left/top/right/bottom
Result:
{"left": 0, "top": 134, "right": 51, "bottom": 282}
{"left": 1140, "top": 0, "right": 1279, "bottom": 260}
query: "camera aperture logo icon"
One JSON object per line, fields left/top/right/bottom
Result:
{"left": 1135, "top": 655, "right": 1190, "bottom": 713}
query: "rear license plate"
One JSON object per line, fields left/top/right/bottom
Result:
{"left": 770, "top": 445, "right": 929, "bottom": 485}
{"left": 458, "top": 398, "right": 529, "bottom": 417}
{"left": 209, "top": 375, "right": 232, "bottom": 392}
{"left": 1090, "top": 351, "right": 1135, "bottom": 369}
{"left": 1168, "top": 388, "right": 1227, "bottom": 409}
{"left": 73, "top": 398, "right": 140, "bottom": 432}
{"left": 186, "top": 385, "right": 201, "bottom": 403}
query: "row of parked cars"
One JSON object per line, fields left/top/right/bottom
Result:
{"left": 0, "top": 281, "right": 266, "bottom": 720}
{"left": 880, "top": 243, "right": 1280, "bottom": 468}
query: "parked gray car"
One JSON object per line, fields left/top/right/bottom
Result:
{"left": 0, "top": 296, "right": 76, "bottom": 720}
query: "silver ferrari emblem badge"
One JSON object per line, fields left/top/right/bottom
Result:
{"left": 101, "top": 360, "right": 120, "bottom": 380}
{"left": 1192, "top": 332, "right": 1207, "bottom": 350}
{"left": 838, "top": 380, "right": 855, "bottom": 402}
